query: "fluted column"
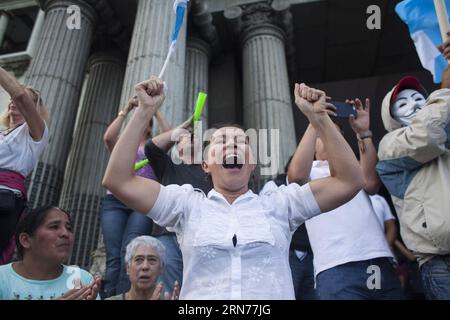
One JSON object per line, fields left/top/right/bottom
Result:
{"left": 26, "top": 10, "right": 47, "bottom": 58}
{"left": 0, "top": 11, "right": 9, "bottom": 46}
{"left": 25, "top": 0, "right": 97, "bottom": 207}
{"left": 60, "top": 52, "right": 125, "bottom": 268}
{"left": 184, "top": 36, "right": 210, "bottom": 128}
{"left": 119, "top": 0, "right": 187, "bottom": 128}
{"left": 226, "top": 2, "right": 296, "bottom": 186}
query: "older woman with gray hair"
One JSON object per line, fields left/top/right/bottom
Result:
{"left": 106, "top": 236, "right": 179, "bottom": 300}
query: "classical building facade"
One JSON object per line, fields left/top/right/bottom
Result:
{"left": 0, "top": 0, "right": 435, "bottom": 269}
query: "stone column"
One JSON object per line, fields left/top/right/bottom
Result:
{"left": 59, "top": 52, "right": 125, "bottom": 268}
{"left": 184, "top": 36, "right": 210, "bottom": 128}
{"left": 119, "top": 0, "right": 187, "bottom": 128}
{"left": 26, "top": 10, "right": 46, "bottom": 58}
{"left": 0, "top": 11, "right": 9, "bottom": 46}
{"left": 272, "top": 0, "right": 296, "bottom": 82}
{"left": 225, "top": 2, "right": 296, "bottom": 186}
{"left": 183, "top": 0, "right": 220, "bottom": 129}
{"left": 25, "top": 0, "right": 97, "bottom": 207}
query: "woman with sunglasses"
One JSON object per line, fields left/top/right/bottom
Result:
{"left": 0, "top": 66, "right": 49, "bottom": 264}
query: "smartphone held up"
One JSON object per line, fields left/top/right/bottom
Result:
{"left": 330, "top": 102, "right": 357, "bottom": 119}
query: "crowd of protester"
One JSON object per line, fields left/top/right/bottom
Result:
{"left": 0, "top": 35, "right": 449, "bottom": 300}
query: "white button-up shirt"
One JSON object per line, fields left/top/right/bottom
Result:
{"left": 148, "top": 181, "right": 321, "bottom": 300}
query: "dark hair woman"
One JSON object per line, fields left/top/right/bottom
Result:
{"left": 0, "top": 206, "right": 100, "bottom": 300}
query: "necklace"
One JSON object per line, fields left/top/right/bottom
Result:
{"left": 1, "top": 123, "right": 23, "bottom": 137}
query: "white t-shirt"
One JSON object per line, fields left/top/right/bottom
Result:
{"left": 148, "top": 181, "right": 322, "bottom": 300}
{"left": 305, "top": 160, "right": 393, "bottom": 278}
{"left": 0, "top": 122, "right": 49, "bottom": 177}
{"left": 369, "top": 194, "right": 396, "bottom": 232}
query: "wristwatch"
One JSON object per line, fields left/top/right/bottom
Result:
{"left": 357, "top": 130, "right": 373, "bottom": 140}
{"left": 118, "top": 110, "right": 127, "bottom": 118}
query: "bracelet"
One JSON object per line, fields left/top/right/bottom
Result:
{"left": 357, "top": 130, "right": 372, "bottom": 140}
{"left": 118, "top": 111, "right": 127, "bottom": 118}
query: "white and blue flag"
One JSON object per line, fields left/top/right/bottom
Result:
{"left": 159, "top": 0, "right": 189, "bottom": 79}
{"left": 396, "top": 0, "right": 449, "bottom": 83}
{"left": 172, "top": 0, "right": 188, "bottom": 43}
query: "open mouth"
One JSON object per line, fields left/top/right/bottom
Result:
{"left": 222, "top": 155, "right": 243, "bottom": 170}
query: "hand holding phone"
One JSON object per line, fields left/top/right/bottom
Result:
{"left": 347, "top": 98, "right": 371, "bottom": 134}
{"left": 330, "top": 101, "right": 357, "bottom": 118}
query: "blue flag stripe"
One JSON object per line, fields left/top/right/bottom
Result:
{"left": 395, "top": 0, "right": 450, "bottom": 83}
{"left": 172, "top": 4, "right": 187, "bottom": 42}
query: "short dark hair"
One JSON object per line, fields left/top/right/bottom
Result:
{"left": 203, "top": 123, "right": 249, "bottom": 186}
{"left": 15, "top": 206, "right": 71, "bottom": 259}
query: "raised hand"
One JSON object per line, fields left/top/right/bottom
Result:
{"left": 438, "top": 31, "right": 450, "bottom": 60}
{"left": 347, "top": 98, "right": 370, "bottom": 134}
{"left": 438, "top": 32, "right": 450, "bottom": 88}
{"left": 294, "top": 83, "right": 336, "bottom": 123}
{"left": 135, "top": 77, "right": 165, "bottom": 111}
{"left": 124, "top": 96, "right": 139, "bottom": 114}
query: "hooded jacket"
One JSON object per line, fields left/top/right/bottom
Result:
{"left": 376, "top": 87, "right": 450, "bottom": 266}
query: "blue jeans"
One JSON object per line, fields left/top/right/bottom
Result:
{"left": 154, "top": 233, "right": 183, "bottom": 296}
{"left": 420, "top": 254, "right": 450, "bottom": 300}
{"left": 289, "top": 250, "right": 316, "bottom": 300}
{"left": 100, "top": 194, "right": 153, "bottom": 297}
{"left": 316, "top": 257, "right": 405, "bottom": 300}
